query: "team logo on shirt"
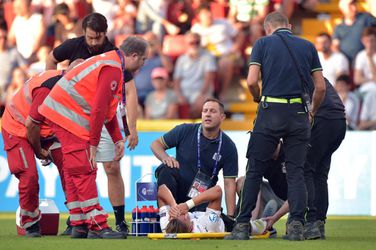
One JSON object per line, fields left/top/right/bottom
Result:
{"left": 208, "top": 213, "right": 219, "bottom": 222}
{"left": 110, "top": 81, "right": 118, "bottom": 90}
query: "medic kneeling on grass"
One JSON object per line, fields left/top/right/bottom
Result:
{"left": 157, "top": 184, "right": 267, "bottom": 236}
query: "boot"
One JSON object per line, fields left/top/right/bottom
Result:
{"left": 224, "top": 223, "right": 250, "bottom": 240}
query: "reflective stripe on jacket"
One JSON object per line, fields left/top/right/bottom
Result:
{"left": 1, "top": 70, "right": 63, "bottom": 138}
{"left": 39, "top": 51, "right": 123, "bottom": 140}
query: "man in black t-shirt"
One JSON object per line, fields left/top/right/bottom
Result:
{"left": 46, "top": 12, "right": 116, "bottom": 68}
{"left": 46, "top": 13, "right": 129, "bottom": 236}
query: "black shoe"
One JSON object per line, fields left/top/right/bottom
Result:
{"left": 286, "top": 220, "right": 304, "bottom": 241}
{"left": 224, "top": 223, "right": 250, "bottom": 240}
{"left": 116, "top": 221, "right": 129, "bottom": 237}
{"left": 71, "top": 225, "right": 88, "bottom": 239}
{"left": 221, "top": 213, "right": 236, "bottom": 232}
{"left": 25, "top": 222, "right": 41, "bottom": 238}
{"left": 87, "top": 227, "right": 126, "bottom": 239}
{"left": 316, "top": 220, "right": 326, "bottom": 239}
{"left": 304, "top": 221, "right": 321, "bottom": 240}
{"left": 61, "top": 217, "right": 72, "bottom": 236}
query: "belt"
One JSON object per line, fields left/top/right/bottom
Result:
{"left": 261, "top": 96, "right": 302, "bottom": 104}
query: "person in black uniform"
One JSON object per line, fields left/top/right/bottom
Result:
{"left": 304, "top": 78, "right": 346, "bottom": 239}
{"left": 46, "top": 12, "right": 116, "bottom": 68}
{"left": 45, "top": 13, "right": 130, "bottom": 236}
{"left": 263, "top": 79, "right": 346, "bottom": 240}
{"left": 225, "top": 11, "right": 326, "bottom": 241}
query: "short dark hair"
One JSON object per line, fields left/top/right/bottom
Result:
{"left": 317, "top": 32, "right": 332, "bottom": 41}
{"left": 361, "top": 27, "right": 376, "bottom": 38}
{"left": 165, "top": 218, "right": 190, "bottom": 233}
{"left": 264, "top": 11, "right": 289, "bottom": 29}
{"left": 336, "top": 74, "right": 352, "bottom": 85}
{"left": 204, "top": 98, "right": 225, "bottom": 114}
{"left": 82, "top": 13, "right": 108, "bottom": 33}
{"left": 119, "top": 36, "right": 149, "bottom": 56}
{"left": 196, "top": 3, "right": 211, "bottom": 14}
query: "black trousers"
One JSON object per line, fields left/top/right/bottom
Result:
{"left": 155, "top": 164, "right": 208, "bottom": 212}
{"left": 236, "top": 102, "right": 310, "bottom": 224}
{"left": 304, "top": 117, "right": 346, "bottom": 222}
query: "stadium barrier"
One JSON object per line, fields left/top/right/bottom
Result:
{"left": 0, "top": 131, "right": 375, "bottom": 216}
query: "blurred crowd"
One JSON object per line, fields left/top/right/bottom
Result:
{"left": 0, "top": 0, "right": 376, "bottom": 130}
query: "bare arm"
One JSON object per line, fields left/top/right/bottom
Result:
{"left": 311, "top": 70, "right": 326, "bottom": 115}
{"left": 46, "top": 51, "right": 59, "bottom": 70}
{"left": 25, "top": 117, "right": 48, "bottom": 159}
{"left": 151, "top": 138, "right": 179, "bottom": 168}
{"left": 358, "top": 119, "right": 376, "bottom": 130}
{"left": 224, "top": 178, "right": 236, "bottom": 217}
{"left": 247, "top": 65, "right": 261, "bottom": 103}
{"left": 177, "top": 185, "right": 223, "bottom": 214}
{"left": 173, "top": 78, "right": 187, "bottom": 104}
{"left": 264, "top": 201, "right": 289, "bottom": 230}
{"left": 32, "top": 17, "right": 46, "bottom": 57}
{"left": 200, "top": 71, "right": 215, "bottom": 96}
{"left": 125, "top": 79, "right": 139, "bottom": 150}
{"left": 158, "top": 184, "right": 178, "bottom": 207}
{"left": 165, "top": 103, "right": 178, "bottom": 119}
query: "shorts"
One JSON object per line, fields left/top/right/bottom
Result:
{"left": 260, "top": 180, "right": 285, "bottom": 209}
{"left": 95, "top": 126, "right": 115, "bottom": 162}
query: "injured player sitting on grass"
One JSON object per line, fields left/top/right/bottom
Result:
{"left": 157, "top": 184, "right": 267, "bottom": 235}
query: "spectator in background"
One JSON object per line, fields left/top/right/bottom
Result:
{"left": 145, "top": 67, "right": 178, "bottom": 119}
{"left": 191, "top": 3, "right": 241, "bottom": 102}
{"left": 315, "top": 32, "right": 349, "bottom": 85}
{"left": 28, "top": 46, "right": 51, "bottom": 76}
{"left": 134, "top": 31, "right": 173, "bottom": 106}
{"left": 167, "top": 0, "right": 194, "bottom": 34}
{"left": 228, "top": 0, "right": 269, "bottom": 45}
{"left": 8, "top": 0, "right": 46, "bottom": 62}
{"left": 333, "top": 0, "right": 376, "bottom": 64}
{"left": 335, "top": 75, "right": 361, "bottom": 130}
{"left": 53, "top": 3, "right": 83, "bottom": 48}
{"left": 354, "top": 27, "right": 376, "bottom": 94}
{"left": 107, "top": 0, "right": 137, "bottom": 42}
{"left": 358, "top": 89, "right": 376, "bottom": 130}
{"left": 173, "top": 32, "right": 217, "bottom": 118}
{"left": 136, "top": 0, "right": 180, "bottom": 38}
{"left": 5, "top": 67, "right": 27, "bottom": 104}
{"left": 0, "top": 21, "right": 27, "bottom": 108}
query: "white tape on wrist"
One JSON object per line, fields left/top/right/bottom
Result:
{"left": 185, "top": 199, "right": 195, "bottom": 209}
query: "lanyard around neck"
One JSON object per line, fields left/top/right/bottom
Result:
{"left": 197, "top": 124, "right": 223, "bottom": 179}
{"left": 115, "top": 49, "right": 126, "bottom": 105}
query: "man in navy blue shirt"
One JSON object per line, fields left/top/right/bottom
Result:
{"left": 225, "top": 11, "right": 326, "bottom": 241}
{"left": 333, "top": 0, "right": 376, "bottom": 63}
{"left": 151, "top": 98, "right": 238, "bottom": 217}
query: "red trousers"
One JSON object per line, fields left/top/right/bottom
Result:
{"left": 48, "top": 121, "right": 109, "bottom": 230}
{"left": 2, "top": 129, "right": 40, "bottom": 229}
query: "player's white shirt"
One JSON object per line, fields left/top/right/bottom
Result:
{"left": 159, "top": 205, "right": 225, "bottom": 233}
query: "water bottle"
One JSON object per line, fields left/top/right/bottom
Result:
{"left": 140, "top": 205, "right": 149, "bottom": 235}
{"left": 148, "top": 205, "right": 156, "bottom": 233}
{"left": 155, "top": 207, "right": 162, "bottom": 233}
{"left": 132, "top": 206, "right": 140, "bottom": 235}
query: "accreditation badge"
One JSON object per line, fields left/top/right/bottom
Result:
{"left": 187, "top": 171, "right": 211, "bottom": 198}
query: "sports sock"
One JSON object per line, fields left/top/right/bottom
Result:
{"left": 113, "top": 205, "right": 125, "bottom": 225}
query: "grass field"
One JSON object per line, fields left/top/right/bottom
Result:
{"left": 0, "top": 214, "right": 375, "bottom": 250}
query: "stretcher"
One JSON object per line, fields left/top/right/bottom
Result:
{"left": 147, "top": 231, "right": 271, "bottom": 240}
